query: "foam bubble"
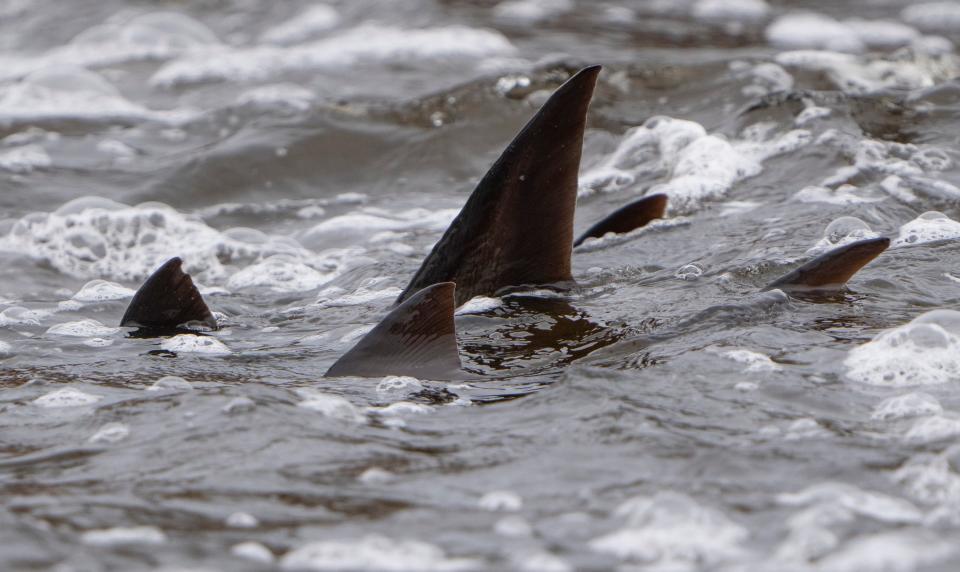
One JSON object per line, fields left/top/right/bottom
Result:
{"left": 692, "top": 0, "right": 769, "bottom": 22}
{"left": 892, "top": 211, "right": 960, "bottom": 247}
{"left": 227, "top": 254, "right": 332, "bottom": 293}
{"left": 579, "top": 116, "right": 809, "bottom": 211}
{"left": 226, "top": 512, "right": 259, "bottom": 528}
{"left": 904, "top": 415, "right": 960, "bottom": 443}
{"left": 493, "top": 0, "right": 574, "bottom": 23}
{"left": 89, "top": 422, "right": 130, "bottom": 443}
{"left": 46, "top": 319, "right": 119, "bottom": 338}
{"left": 0, "top": 306, "right": 50, "bottom": 326}
{"left": 805, "top": 217, "right": 881, "bottom": 256}
{"left": 589, "top": 492, "right": 748, "bottom": 567}
{"left": 235, "top": 83, "right": 316, "bottom": 113}
{"left": 0, "top": 197, "right": 311, "bottom": 281}
{"left": 358, "top": 467, "right": 394, "bottom": 484}
{"left": 0, "top": 66, "right": 192, "bottom": 124}
{"left": 479, "top": 490, "right": 523, "bottom": 512}
{"left": 33, "top": 387, "right": 102, "bottom": 408}
{"left": 279, "top": 535, "right": 480, "bottom": 571}
{"left": 232, "top": 541, "right": 274, "bottom": 564}
{"left": 70, "top": 279, "right": 136, "bottom": 303}
{"left": 792, "top": 184, "right": 884, "bottom": 205}
{"left": 296, "top": 389, "right": 365, "bottom": 423}
{"left": 160, "top": 335, "right": 231, "bottom": 355}
{"left": 261, "top": 5, "right": 341, "bottom": 45}
{"left": 0, "top": 144, "right": 51, "bottom": 173}
{"left": 146, "top": 375, "right": 193, "bottom": 392}
{"left": 717, "top": 348, "right": 781, "bottom": 372}
{"left": 845, "top": 310, "right": 960, "bottom": 387}
{"left": 0, "top": 340, "right": 12, "bottom": 357}
{"left": 775, "top": 49, "right": 948, "bottom": 95}
{"left": 872, "top": 393, "right": 943, "bottom": 421}
{"left": 766, "top": 13, "right": 864, "bottom": 53}
{"left": 152, "top": 24, "right": 514, "bottom": 87}
{"left": 81, "top": 526, "right": 166, "bottom": 546}
{"left": 893, "top": 453, "right": 960, "bottom": 504}
{"left": 777, "top": 482, "right": 923, "bottom": 524}
{"left": 902, "top": 2, "right": 960, "bottom": 34}
{"left": 816, "top": 531, "right": 954, "bottom": 572}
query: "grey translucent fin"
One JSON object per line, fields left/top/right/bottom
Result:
{"left": 574, "top": 193, "right": 668, "bottom": 247}
{"left": 763, "top": 237, "right": 890, "bottom": 291}
{"left": 120, "top": 257, "right": 217, "bottom": 331}
{"left": 326, "top": 282, "right": 462, "bottom": 379}
{"left": 397, "top": 65, "right": 602, "bottom": 306}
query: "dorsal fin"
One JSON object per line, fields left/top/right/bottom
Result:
{"left": 397, "top": 65, "right": 602, "bottom": 306}
{"left": 574, "top": 193, "right": 668, "bottom": 247}
{"left": 120, "top": 257, "right": 217, "bottom": 331}
{"left": 763, "top": 237, "right": 890, "bottom": 291}
{"left": 326, "top": 282, "right": 462, "bottom": 379}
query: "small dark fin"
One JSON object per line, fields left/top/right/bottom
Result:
{"left": 326, "top": 282, "right": 462, "bottom": 379}
{"left": 397, "top": 65, "right": 602, "bottom": 307}
{"left": 120, "top": 257, "right": 217, "bottom": 331}
{"left": 763, "top": 237, "right": 890, "bottom": 291}
{"left": 574, "top": 194, "right": 668, "bottom": 247}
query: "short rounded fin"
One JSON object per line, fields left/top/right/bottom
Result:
{"left": 120, "top": 257, "right": 217, "bottom": 332}
{"left": 574, "top": 193, "right": 668, "bottom": 247}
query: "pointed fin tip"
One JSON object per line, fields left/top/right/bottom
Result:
{"left": 396, "top": 65, "right": 602, "bottom": 306}
{"left": 120, "top": 257, "right": 217, "bottom": 331}
{"left": 764, "top": 237, "right": 890, "bottom": 291}
{"left": 574, "top": 193, "right": 668, "bottom": 247}
{"left": 326, "top": 282, "right": 462, "bottom": 379}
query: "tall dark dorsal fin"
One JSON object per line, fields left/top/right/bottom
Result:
{"left": 574, "top": 193, "right": 668, "bottom": 247}
{"left": 763, "top": 237, "right": 890, "bottom": 291}
{"left": 397, "top": 65, "right": 602, "bottom": 306}
{"left": 120, "top": 257, "right": 217, "bottom": 330}
{"left": 326, "top": 282, "right": 462, "bottom": 379}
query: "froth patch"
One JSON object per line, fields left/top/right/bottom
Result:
{"left": 579, "top": 116, "right": 809, "bottom": 212}
{"left": 845, "top": 310, "right": 960, "bottom": 387}
{"left": 280, "top": 535, "right": 480, "bottom": 571}
{"left": 160, "top": 334, "right": 231, "bottom": 355}
{"left": 152, "top": 24, "right": 515, "bottom": 87}
{"left": 46, "top": 319, "right": 119, "bottom": 338}
{"left": 589, "top": 492, "right": 748, "bottom": 568}
{"left": 33, "top": 387, "right": 102, "bottom": 408}
{"left": 81, "top": 526, "right": 166, "bottom": 546}
{"left": 892, "top": 211, "right": 960, "bottom": 247}
{"left": 226, "top": 254, "right": 333, "bottom": 293}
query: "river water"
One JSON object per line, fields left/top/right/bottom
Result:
{"left": 2, "top": 0, "right": 960, "bottom": 570}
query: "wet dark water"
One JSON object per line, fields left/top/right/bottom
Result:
{"left": 2, "top": 0, "right": 960, "bottom": 570}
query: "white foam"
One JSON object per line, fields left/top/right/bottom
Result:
{"left": 775, "top": 49, "right": 950, "bottom": 95}
{"left": 369, "top": 402, "right": 433, "bottom": 417}
{"left": 816, "top": 531, "right": 954, "bottom": 572}
{"left": 89, "top": 422, "right": 130, "bottom": 444}
{"left": 589, "top": 492, "right": 748, "bottom": 567}
{"left": 232, "top": 541, "right": 274, "bottom": 564}
{"left": 222, "top": 396, "right": 256, "bottom": 414}
{"left": 902, "top": 2, "right": 960, "bottom": 33}
{"left": 227, "top": 254, "right": 332, "bottom": 293}
{"left": 0, "top": 306, "right": 50, "bottom": 326}
{"left": 805, "top": 217, "right": 881, "bottom": 256}
{"left": 226, "top": 511, "right": 259, "bottom": 528}
{"left": 152, "top": 24, "right": 514, "bottom": 87}
{"left": 0, "top": 340, "right": 12, "bottom": 357}
{"left": 479, "top": 490, "right": 523, "bottom": 512}
{"left": 792, "top": 184, "right": 884, "bottom": 205}
{"left": 314, "top": 284, "right": 402, "bottom": 309}
{"left": 844, "top": 19, "right": 920, "bottom": 49}
{"left": 296, "top": 388, "right": 365, "bottom": 423}
{"left": 146, "top": 376, "right": 193, "bottom": 392}
{"left": 716, "top": 348, "right": 780, "bottom": 372}
{"left": 160, "top": 334, "right": 231, "bottom": 355}
{"left": 904, "top": 415, "right": 960, "bottom": 443}
{"left": 0, "top": 197, "right": 311, "bottom": 281}
{"left": 872, "top": 393, "right": 943, "bottom": 421}
{"left": 358, "top": 467, "right": 394, "bottom": 484}
{"left": 70, "top": 279, "right": 136, "bottom": 303}
{"left": 692, "top": 0, "right": 769, "bottom": 23}
{"left": 0, "top": 66, "right": 192, "bottom": 124}
{"left": 766, "top": 13, "right": 864, "bottom": 53}
{"left": 81, "top": 526, "right": 166, "bottom": 546}
{"left": 783, "top": 418, "right": 831, "bottom": 440}
{"left": 375, "top": 376, "right": 424, "bottom": 396}
{"left": 46, "top": 319, "right": 119, "bottom": 338}
{"left": 300, "top": 208, "right": 458, "bottom": 249}
{"left": 845, "top": 310, "right": 960, "bottom": 387}
{"left": 777, "top": 482, "right": 923, "bottom": 524}
{"left": 893, "top": 211, "right": 960, "bottom": 247}
{"left": 515, "top": 552, "right": 572, "bottom": 572}
{"left": 261, "top": 5, "right": 341, "bottom": 45}
{"left": 893, "top": 453, "right": 960, "bottom": 504}
{"left": 236, "top": 83, "right": 316, "bottom": 113}
{"left": 279, "top": 535, "right": 480, "bottom": 571}
{"left": 742, "top": 62, "right": 793, "bottom": 97}
{"left": 493, "top": 0, "right": 574, "bottom": 23}
{"left": 494, "top": 515, "right": 532, "bottom": 537}
{"left": 33, "top": 387, "right": 102, "bottom": 408}
{"left": 0, "top": 144, "right": 51, "bottom": 173}
{"left": 579, "top": 116, "right": 809, "bottom": 211}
